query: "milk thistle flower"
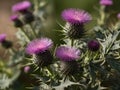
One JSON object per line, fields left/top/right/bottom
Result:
{"left": 0, "top": 34, "right": 13, "bottom": 49}
{"left": 62, "top": 8, "right": 92, "bottom": 24}
{"left": 56, "top": 46, "right": 80, "bottom": 75}
{"left": 56, "top": 46, "right": 80, "bottom": 61}
{"left": 88, "top": 40, "right": 100, "bottom": 51}
{"left": 12, "top": 1, "right": 34, "bottom": 23}
{"left": 12, "top": 1, "right": 31, "bottom": 13}
{"left": 62, "top": 8, "right": 92, "bottom": 39}
{"left": 100, "top": 0, "right": 113, "bottom": 6}
{"left": 0, "top": 34, "right": 6, "bottom": 43}
{"left": 26, "top": 38, "right": 53, "bottom": 67}
{"left": 10, "top": 15, "right": 23, "bottom": 27}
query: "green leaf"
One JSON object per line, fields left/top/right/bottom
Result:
{"left": 90, "top": 62, "right": 108, "bottom": 75}
{"left": 98, "top": 30, "right": 120, "bottom": 54}
{"left": 9, "top": 51, "right": 25, "bottom": 66}
{"left": 53, "top": 78, "right": 86, "bottom": 90}
{"left": 89, "top": 64, "right": 96, "bottom": 83}
{"left": 0, "top": 70, "right": 20, "bottom": 89}
{"left": 106, "top": 56, "right": 120, "bottom": 72}
{"left": 111, "top": 40, "right": 120, "bottom": 50}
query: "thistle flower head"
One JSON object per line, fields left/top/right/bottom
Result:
{"left": 26, "top": 38, "right": 53, "bottom": 55}
{"left": 100, "top": 0, "right": 113, "bottom": 6}
{"left": 10, "top": 15, "right": 19, "bottom": 21}
{"left": 61, "top": 8, "right": 92, "bottom": 24}
{"left": 10, "top": 14, "right": 23, "bottom": 27}
{"left": 56, "top": 46, "right": 80, "bottom": 61}
{"left": 88, "top": 40, "right": 100, "bottom": 51}
{"left": 12, "top": 1, "right": 31, "bottom": 12}
{"left": 0, "top": 34, "right": 6, "bottom": 43}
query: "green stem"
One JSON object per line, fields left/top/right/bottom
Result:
{"left": 45, "top": 67, "right": 52, "bottom": 76}
{"left": 29, "top": 24, "right": 37, "bottom": 38}
{"left": 9, "top": 48, "right": 16, "bottom": 54}
{"left": 19, "top": 27, "right": 31, "bottom": 42}
{"left": 99, "top": 6, "right": 106, "bottom": 26}
{"left": 63, "top": 75, "right": 68, "bottom": 82}
{"left": 93, "top": 52, "right": 98, "bottom": 60}
{"left": 34, "top": 0, "right": 39, "bottom": 11}
{"left": 71, "top": 39, "right": 74, "bottom": 46}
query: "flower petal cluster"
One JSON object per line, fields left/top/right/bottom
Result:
{"left": 100, "top": 0, "right": 113, "bottom": 6}
{"left": 0, "top": 34, "right": 6, "bottom": 43}
{"left": 62, "top": 8, "right": 92, "bottom": 24}
{"left": 26, "top": 38, "right": 53, "bottom": 55}
{"left": 56, "top": 46, "right": 80, "bottom": 61}
{"left": 12, "top": 1, "right": 31, "bottom": 12}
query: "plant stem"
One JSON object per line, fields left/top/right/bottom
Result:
{"left": 29, "top": 24, "right": 37, "bottom": 38}
{"left": 71, "top": 39, "right": 74, "bottom": 46}
{"left": 19, "top": 27, "right": 31, "bottom": 42}
{"left": 9, "top": 48, "right": 16, "bottom": 54}
{"left": 99, "top": 6, "right": 106, "bottom": 26}
{"left": 45, "top": 67, "right": 52, "bottom": 76}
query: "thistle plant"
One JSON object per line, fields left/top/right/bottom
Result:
{"left": 0, "top": 0, "right": 120, "bottom": 90}
{"left": 61, "top": 8, "right": 92, "bottom": 39}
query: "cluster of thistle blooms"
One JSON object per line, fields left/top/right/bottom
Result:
{"left": 0, "top": 0, "right": 119, "bottom": 75}
{"left": 10, "top": 1, "right": 34, "bottom": 27}
{"left": 24, "top": 6, "right": 101, "bottom": 75}
{"left": 0, "top": 1, "right": 34, "bottom": 73}
{"left": 0, "top": 1, "right": 34, "bottom": 47}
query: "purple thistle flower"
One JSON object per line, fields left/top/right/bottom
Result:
{"left": 61, "top": 8, "right": 92, "bottom": 24}
{"left": 100, "top": 0, "right": 113, "bottom": 6}
{"left": 117, "top": 13, "right": 120, "bottom": 19}
{"left": 12, "top": 1, "right": 31, "bottom": 12}
{"left": 24, "top": 66, "right": 30, "bottom": 73}
{"left": 56, "top": 46, "right": 80, "bottom": 61}
{"left": 0, "top": 34, "right": 12, "bottom": 49}
{"left": 10, "top": 15, "right": 23, "bottom": 27}
{"left": 0, "top": 34, "right": 6, "bottom": 43}
{"left": 10, "top": 15, "right": 19, "bottom": 21}
{"left": 26, "top": 38, "right": 53, "bottom": 67}
{"left": 88, "top": 40, "right": 100, "bottom": 51}
{"left": 26, "top": 38, "right": 53, "bottom": 55}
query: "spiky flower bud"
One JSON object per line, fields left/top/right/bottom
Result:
{"left": 88, "top": 40, "right": 100, "bottom": 51}
{"left": 10, "top": 15, "right": 23, "bottom": 27}
{"left": 56, "top": 46, "right": 80, "bottom": 75}
{"left": 26, "top": 38, "right": 53, "bottom": 67}
{"left": 62, "top": 8, "right": 92, "bottom": 39}
{"left": 0, "top": 34, "right": 13, "bottom": 49}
